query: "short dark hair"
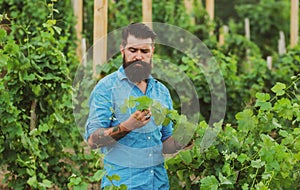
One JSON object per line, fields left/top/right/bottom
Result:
{"left": 121, "top": 23, "right": 156, "bottom": 47}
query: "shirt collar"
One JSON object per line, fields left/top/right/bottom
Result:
{"left": 117, "top": 65, "right": 127, "bottom": 80}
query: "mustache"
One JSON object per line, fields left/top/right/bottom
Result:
{"left": 123, "top": 59, "right": 150, "bottom": 68}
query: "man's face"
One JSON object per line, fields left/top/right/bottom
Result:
{"left": 121, "top": 35, "right": 154, "bottom": 83}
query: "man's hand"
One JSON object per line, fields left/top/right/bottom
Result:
{"left": 163, "top": 136, "right": 184, "bottom": 154}
{"left": 121, "top": 109, "right": 152, "bottom": 131}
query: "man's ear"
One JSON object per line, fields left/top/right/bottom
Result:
{"left": 120, "top": 44, "right": 125, "bottom": 56}
{"left": 152, "top": 46, "right": 155, "bottom": 54}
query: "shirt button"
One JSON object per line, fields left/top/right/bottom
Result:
{"left": 149, "top": 153, "right": 152, "bottom": 157}
{"left": 150, "top": 170, "right": 154, "bottom": 173}
{"left": 147, "top": 136, "right": 151, "bottom": 140}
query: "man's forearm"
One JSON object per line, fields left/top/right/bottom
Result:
{"left": 163, "top": 136, "right": 184, "bottom": 154}
{"left": 88, "top": 124, "right": 130, "bottom": 149}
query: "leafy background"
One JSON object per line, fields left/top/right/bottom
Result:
{"left": 0, "top": 0, "right": 299, "bottom": 189}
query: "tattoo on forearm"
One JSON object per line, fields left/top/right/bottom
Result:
{"left": 112, "top": 125, "right": 120, "bottom": 133}
{"left": 90, "top": 125, "right": 129, "bottom": 149}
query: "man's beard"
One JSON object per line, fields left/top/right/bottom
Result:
{"left": 123, "top": 57, "right": 152, "bottom": 83}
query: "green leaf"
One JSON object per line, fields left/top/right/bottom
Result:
{"left": 251, "top": 159, "right": 265, "bottom": 168}
{"left": 90, "top": 170, "right": 106, "bottom": 182}
{"left": 152, "top": 106, "right": 167, "bottom": 125}
{"left": 255, "top": 182, "right": 269, "bottom": 190}
{"left": 0, "top": 28, "right": 7, "bottom": 40}
{"left": 27, "top": 176, "right": 38, "bottom": 188}
{"left": 222, "top": 162, "right": 232, "bottom": 176}
{"left": 235, "top": 109, "right": 257, "bottom": 132}
{"left": 40, "top": 179, "right": 53, "bottom": 188}
{"left": 293, "top": 128, "right": 300, "bottom": 135}
{"left": 272, "top": 118, "right": 282, "bottom": 128}
{"left": 73, "top": 182, "right": 88, "bottom": 190}
{"left": 53, "top": 26, "right": 62, "bottom": 35}
{"left": 4, "top": 41, "right": 19, "bottom": 54}
{"left": 271, "top": 82, "right": 286, "bottom": 96}
{"left": 179, "top": 150, "right": 192, "bottom": 164}
{"left": 295, "top": 152, "right": 300, "bottom": 161}
{"left": 68, "top": 175, "right": 82, "bottom": 186}
{"left": 255, "top": 93, "right": 272, "bottom": 110}
{"left": 32, "top": 85, "right": 42, "bottom": 96}
{"left": 281, "top": 134, "right": 294, "bottom": 145}
{"left": 237, "top": 153, "right": 249, "bottom": 164}
{"left": 39, "top": 123, "right": 50, "bottom": 132}
{"left": 200, "top": 175, "right": 219, "bottom": 190}
{"left": 23, "top": 73, "right": 36, "bottom": 81}
{"left": 262, "top": 172, "right": 272, "bottom": 180}
{"left": 26, "top": 168, "right": 35, "bottom": 176}
{"left": 162, "top": 117, "right": 170, "bottom": 126}
{"left": 107, "top": 174, "right": 121, "bottom": 182}
{"left": 120, "top": 100, "right": 129, "bottom": 113}
{"left": 53, "top": 113, "right": 64, "bottom": 123}
{"left": 255, "top": 92, "right": 270, "bottom": 101}
{"left": 255, "top": 101, "right": 272, "bottom": 110}
{"left": 218, "top": 172, "right": 233, "bottom": 185}
{"left": 279, "top": 130, "right": 289, "bottom": 137}
{"left": 0, "top": 54, "right": 8, "bottom": 65}
{"left": 128, "top": 96, "right": 136, "bottom": 108}
{"left": 120, "top": 184, "right": 128, "bottom": 190}
{"left": 135, "top": 96, "right": 153, "bottom": 110}
{"left": 176, "top": 170, "right": 185, "bottom": 181}
{"left": 273, "top": 98, "right": 293, "bottom": 120}
{"left": 242, "top": 183, "right": 249, "bottom": 190}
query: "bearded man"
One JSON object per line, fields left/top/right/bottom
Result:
{"left": 85, "top": 23, "right": 182, "bottom": 189}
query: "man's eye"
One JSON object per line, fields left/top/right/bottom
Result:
{"left": 141, "top": 49, "right": 150, "bottom": 53}
{"left": 129, "top": 48, "right": 137, "bottom": 53}
{"left": 127, "top": 48, "right": 150, "bottom": 53}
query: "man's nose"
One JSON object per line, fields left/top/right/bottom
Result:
{"left": 135, "top": 51, "right": 143, "bottom": 60}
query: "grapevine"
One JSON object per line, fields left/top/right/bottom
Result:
{"left": 121, "top": 96, "right": 197, "bottom": 145}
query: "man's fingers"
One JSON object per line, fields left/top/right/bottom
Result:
{"left": 144, "top": 111, "right": 151, "bottom": 120}
{"left": 134, "top": 115, "right": 142, "bottom": 121}
{"left": 133, "top": 110, "right": 151, "bottom": 121}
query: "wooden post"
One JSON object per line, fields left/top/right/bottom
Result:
{"left": 245, "top": 18, "right": 250, "bottom": 40}
{"left": 93, "top": 0, "right": 108, "bottom": 78}
{"left": 82, "top": 38, "right": 87, "bottom": 67}
{"left": 244, "top": 18, "right": 251, "bottom": 72}
{"left": 278, "top": 31, "right": 286, "bottom": 55}
{"left": 206, "top": 0, "right": 214, "bottom": 35}
{"left": 142, "top": 0, "right": 152, "bottom": 29}
{"left": 219, "top": 25, "right": 229, "bottom": 46}
{"left": 72, "top": 0, "right": 83, "bottom": 62}
{"left": 206, "top": 0, "right": 214, "bottom": 20}
{"left": 290, "top": 0, "right": 299, "bottom": 47}
{"left": 184, "top": 0, "right": 195, "bottom": 25}
{"left": 267, "top": 56, "right": 272, "bottom": 70}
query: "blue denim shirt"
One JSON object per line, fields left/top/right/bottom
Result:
{"left": 85, "top": 66, "right": 173, "bottom": 189}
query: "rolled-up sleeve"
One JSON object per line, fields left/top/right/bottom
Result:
{"left": 85, "top": 82, "right": 113, "bottom": 141}
{"left": 160, "top": 88, "right": 173, "bottom": 142}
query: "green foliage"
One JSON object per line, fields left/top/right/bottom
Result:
{"left": 235, "top": 0, "right": 290, "bottom": 57}
{"left": 68, "top": 170, "right": 105, "bottom": 190}
{"left": 83, "top": 0, "right": 211, "bottom": 56}
{"left": 273, "top": 45, "right": 300, "bottom": 84}
{"left": 0, "top": 1, "right": 102, "bottom": 189}
{"left": 1, "top": 0, "right": 299, "bottom": 189}
{"left": 120, "top": 95, "right": 196, "bottom": 145}
{"left": 166, "top": 75, "right": 300, "bottom": 189}
{"left": 219, "top": 32, "right": 262, "bottom": 68}
{"left": 68, "top": 171, "right": 128, "bottom": 190}
{"left": 215, "top": 0, "right": 268, "bottom": 26}
{"left": 177, "top": 49, "right": 273, "bottom": 123}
